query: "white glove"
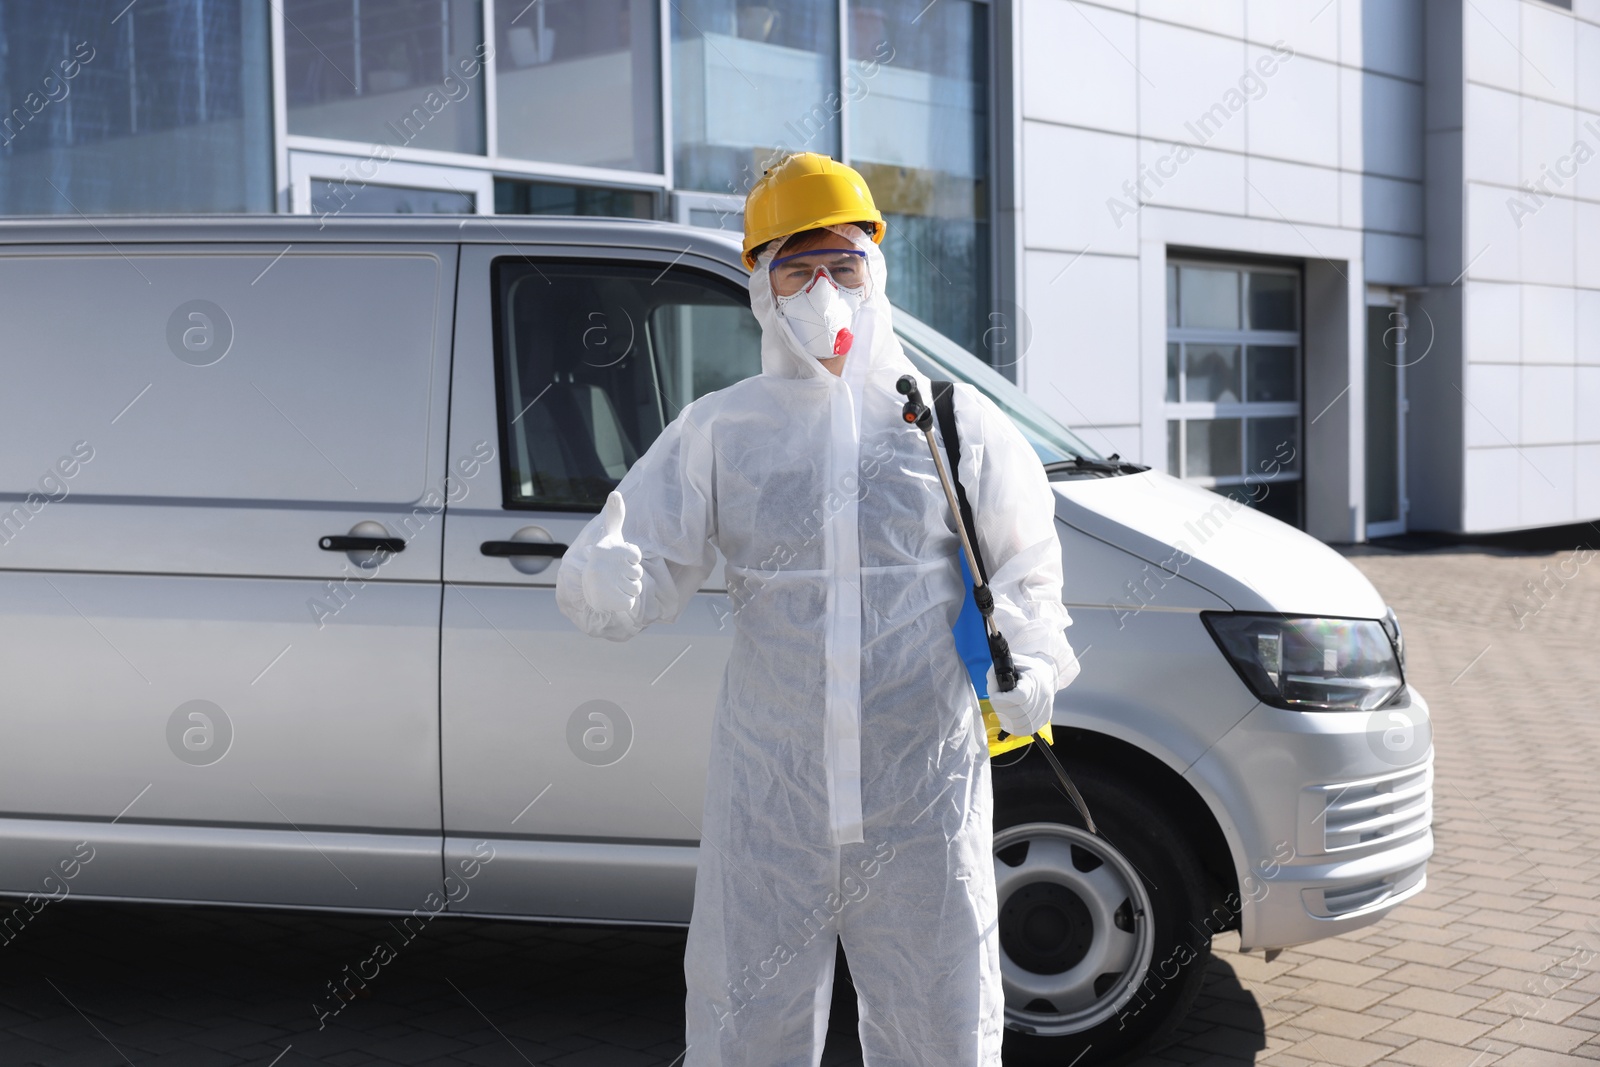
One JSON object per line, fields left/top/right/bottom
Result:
{"left": 582, "top": 491, "right": 644, "bottom": 616}
{"left": 986, "top": 652, "right": 1058, "bottom": 737}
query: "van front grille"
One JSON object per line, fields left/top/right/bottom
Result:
{"left": 1310, "top": 762, "right": 1433, "bottom": 853}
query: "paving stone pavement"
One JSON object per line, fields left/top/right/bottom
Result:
{"left": 0, "top": 543, "right": 1595, "bottom": 1066}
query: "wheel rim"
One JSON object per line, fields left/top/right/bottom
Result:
{"left": 993, "top": 821, "right": 1155, "bottom": 1036}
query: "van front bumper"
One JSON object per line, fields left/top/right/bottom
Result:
{"left": 1185, "top": 686, "right": 1435, "bottom": 952}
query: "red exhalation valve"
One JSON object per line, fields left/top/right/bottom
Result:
{"left": 832, "top": 327, "right": 854, "bottom": 356}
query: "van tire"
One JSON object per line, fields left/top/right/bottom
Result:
{"left": 993, "top": 755, "right": 1219, "bottom": 1066}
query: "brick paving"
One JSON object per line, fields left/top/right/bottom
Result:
{"left": 1, "top": 542, "right": 1596, "bottom": 1066}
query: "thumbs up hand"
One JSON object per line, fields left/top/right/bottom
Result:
{"left": 583, "top": 491, "right": 644, "bottom": 616}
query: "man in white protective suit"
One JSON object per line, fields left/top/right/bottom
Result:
{"left": 556, "top": 152, "right": 1079, "bottom": 1066}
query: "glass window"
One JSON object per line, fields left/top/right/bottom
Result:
{"left": 1246, "top": 345, "right": 1297, "bottom": 402}
{"left": 1247, "top": 271, "right": 1298, "bottom": 331}
{"left": 494, "top": 179, "right": 656, "bottom": 217}
{"left": 848, "top": 0, "right": 989, "bottom": 355}
{"left": 1166, "top": 261, "right": 1302, "bottom": 526}
{"left": 284, "top": 0, "right": 485, "bottom": 155}
{"left": 1185, "top": 344, "right": 1241, "bottom": 403}
{"left": 0, "top": 249, "right": 444, "bottom": 503}
{"left": 312, "top": 180, "right": 475, "bottom": 215}
{"left": 494, "top": 261, "right": 761, "bottom": 510}
{"left": 653, "top": 302, "right": 765, "bottom": 411}
{"left": 671, "top": 0, "right": 839, "bottom": 195}
{"left": 1247, "top": 416, "right": 1299, "bottom": 475}
{"left": 1178, "top": 266, "right": 1240, "bottom": 330}
{"left": 0, "top": 3, "right": 272, "bottom": 214}
{"left": 493, "top": 0, "right": 660, "bottom": 171}
{"left": 1185, "top": 418, "right": 1241, "bottom": 478}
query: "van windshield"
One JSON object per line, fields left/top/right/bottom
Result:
{"left": 892, "top": 311, "right": 1106, "bottom": 466}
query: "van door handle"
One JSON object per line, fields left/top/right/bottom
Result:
{"left": 480, "top": 540, "right": 568, "bottom": 558}
{"left": 321, "top": 535, "right": 405, "bottom": 553}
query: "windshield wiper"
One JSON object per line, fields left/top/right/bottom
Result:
{"left": 1044, "top": 453, "right": 1151, "bottom": 476}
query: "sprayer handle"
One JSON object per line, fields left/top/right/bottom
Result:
{"left": 988, "top": 630, "right": 1017, "bottom": 693}
{"left": 896, "top": 375, "right": 933, "bottom": 432}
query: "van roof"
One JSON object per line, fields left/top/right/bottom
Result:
{"left": 0, "top": 213, "right": 748, "bottom": 261}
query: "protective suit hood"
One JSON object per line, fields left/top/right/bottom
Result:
{"left": 748, "top": 222, "right": 912, "bottom": 391}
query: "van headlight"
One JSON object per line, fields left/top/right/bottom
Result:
{"left": 1201, "top": 612, "right": 1405, "bottom": 711}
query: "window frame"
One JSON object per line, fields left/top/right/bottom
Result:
{"left": 271, "top": 1, "right": 672, "bottom": 198}
{"left": 487, "top": 252, "right": 754, "bottom": 514}
{"left": 1164, "top": 257, "right": 1305, "bottom": 517}
{"left": 289, "top": 151, "right": 494, "bottom": 215}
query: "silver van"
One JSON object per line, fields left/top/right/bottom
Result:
{"left": 0, "top": 215, "right": 1431, "bottom": 1064}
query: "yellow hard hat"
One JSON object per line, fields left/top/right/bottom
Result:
{"left": 742, "top": 152, "right": 885, "bottom": 269}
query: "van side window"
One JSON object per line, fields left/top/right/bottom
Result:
{"left": 0, "top": 250, "right": 444, "bottom": 505}
{"left": 493, "top": 260, "right": 761, "bottom": 510}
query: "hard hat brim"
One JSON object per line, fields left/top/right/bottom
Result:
{"left": 743, "top": 216, "right": 885, "bottom": 270}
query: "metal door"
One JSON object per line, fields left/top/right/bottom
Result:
{"left": 440, "top": 243, "right": 761, "bottom": 921}
{"left": 0, "top": 243, "right": 454, "bottom": 910}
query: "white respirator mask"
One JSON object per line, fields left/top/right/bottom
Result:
{"left": 770, "top": 247, "right": 870, "bottom": 362}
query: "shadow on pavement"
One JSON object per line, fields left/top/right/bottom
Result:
{"left": 822, "top": 942, "right": 1266, "bottom": 1066}
{"left": 1141, "top": 951, "right": 1268, "bottom": 1064}
{"left": 1, "top": 899, "right": 1266, "bottom": 1066}
{"left": 1339, "top": 517, "right": 1600, "bottom": 557}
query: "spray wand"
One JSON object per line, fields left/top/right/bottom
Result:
{"left": 896, "top": 375, "right": 1097, "bottom": 834}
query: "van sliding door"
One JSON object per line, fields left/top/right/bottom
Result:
{"left": 439, "top": 244, "right": 756, "bottom": 922}
{"left": 0, "top": 243, "right": 453, "bottom": 911}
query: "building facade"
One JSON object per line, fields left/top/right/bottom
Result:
{"left": 1012, "top": 0, "right": 1599, "bottom": 540}
{"left": 0, "top": 0, "right": 1594, "bottom": 539}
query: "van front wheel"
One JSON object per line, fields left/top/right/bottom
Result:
{"left": 994, "top": 761, "right": 1218, "bottom": 1065}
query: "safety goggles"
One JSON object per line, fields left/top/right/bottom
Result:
{"left": 768, "top": 247, "right": 868, "bottom": 298}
